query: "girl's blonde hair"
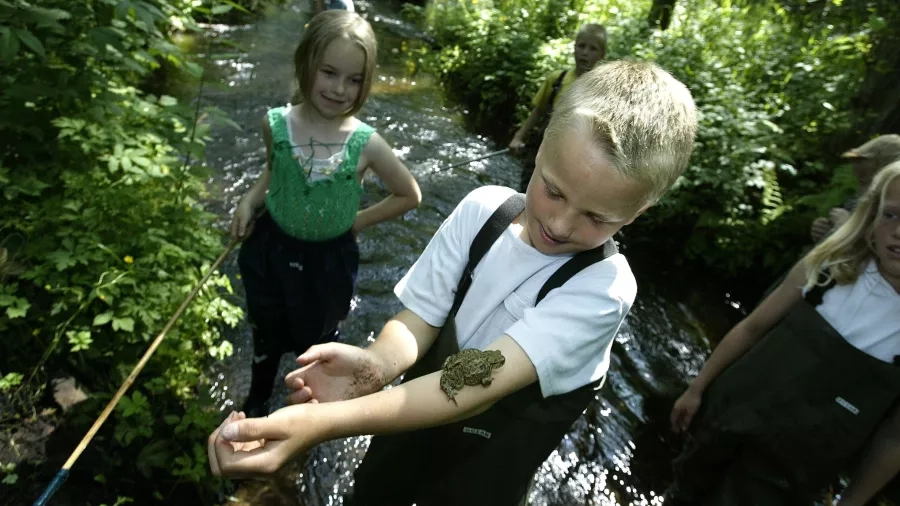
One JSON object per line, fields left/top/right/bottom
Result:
{"left": 291, "top": 10, "right": 377, "bottom": 117}
{"left": 804, "top": 161, "right": 900, "bottom": 289}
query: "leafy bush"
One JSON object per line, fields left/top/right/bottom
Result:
{"left": 0, "top": 0, "right": 254, "bottom": 501}
{"left": 412, "top": 0, "right": 892, "bottom": 292}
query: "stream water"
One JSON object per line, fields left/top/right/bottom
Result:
{"left": 197, "top": 1, "right": 735, "bottom": 504}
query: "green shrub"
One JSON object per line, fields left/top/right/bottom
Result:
{"left": 0, "top": 0, "right": 248, "bottom": 501}
{"left": 413, "top": 0, "right": 890, "bottom": 288}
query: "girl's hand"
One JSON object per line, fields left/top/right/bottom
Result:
{"left": 284, "top": 343, "right": 385, "bottom": 405}
{"left": 670, "top": 387, "right": 703, "bottom": 433}
{"left": 208, "top": 405, "right": 318, "bottom": 478}
{"left": 230, "top": 199, "right": 257, "bottom": 241}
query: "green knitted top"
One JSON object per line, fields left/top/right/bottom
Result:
{"left": 264, "top": 106, "right": 375, "bottom": 241}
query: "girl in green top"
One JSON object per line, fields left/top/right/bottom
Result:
{"left": 229, "top": 10, "right": 421, "bottom": 417}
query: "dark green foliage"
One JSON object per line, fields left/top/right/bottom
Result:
{"left": 411, "top": 0, "right": 897, "bottom": 295}
{"left": 0, "top": 0, "right": 281, "bottom": 501}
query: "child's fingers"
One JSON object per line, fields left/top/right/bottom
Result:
{"left": 208, "top": 411, "right": 238, "bottom": 476}
{"left": 237, "top": 218, "right": 247, "bottom": 238}
{"left": 296, "top": 345, "right": 327, "bottom": 365}
{"left": 220, "top": 415, "right": 289, "bottom": 444}
{"left": 285, "top": 386, "right": 312, "bottom": 405}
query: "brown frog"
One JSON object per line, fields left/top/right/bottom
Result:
{"left": 439, "top": 348, "right": 506, "bottom": 405}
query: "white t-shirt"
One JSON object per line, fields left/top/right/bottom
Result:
{"left": 805, "top": 260, "right": 900, "bottom": 363}
{"left": 394, "top": 185, "right": 637, "bottom": 397}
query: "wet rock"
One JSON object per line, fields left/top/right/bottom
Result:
{"left": 52, "top": 378, "right": 88, "bottom": 412}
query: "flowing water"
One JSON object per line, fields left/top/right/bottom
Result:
{"left": 198, "top": 2, "right": 737, "bottom": 504}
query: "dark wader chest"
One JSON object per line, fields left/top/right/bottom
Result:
{"left": 670, "top": 284, "right": 900, "bottom": 505}
{"left": 348, "top": 193, "right": 616, "bottom": 506}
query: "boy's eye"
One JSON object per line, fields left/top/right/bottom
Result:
{"left": 588, "top": 215, "right": 605, "bottom": 226}
{"left": 544, "top": 186, "right": 562, "bottom": 199}
{"left": 884, "top": 211, "right": 898, "bottom": 220}
{"left": 351, "top": 77, "right": 363, "bottom": 84}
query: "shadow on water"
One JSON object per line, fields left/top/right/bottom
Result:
{"left": 195, "top": 1, "right": 738, "bottom": 504}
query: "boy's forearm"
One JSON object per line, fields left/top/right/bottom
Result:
{"left": 321, "top": 335, "right": 537, "bottom": 440}
{"left": 513, "top": 107, "right": 544, "bottom": 142}
{"left": 364, "top": 309, "right": 441, "bottom": 387}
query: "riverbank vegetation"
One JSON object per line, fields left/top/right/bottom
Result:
{"left": 0, "top": 0, "right": 284, "bottom": 503}
{"left": 406, "top": 0, "right": 900, "bottom": 303}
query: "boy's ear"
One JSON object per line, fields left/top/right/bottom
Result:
{"left": 624, "top": 201, "right": 654, "bottom": 226}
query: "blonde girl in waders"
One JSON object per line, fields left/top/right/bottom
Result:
{"left": 667, "top": 162, "right": 900, "bottom": 505}
{"left": 229, "top": 10, "right": 421, "bottom": 417}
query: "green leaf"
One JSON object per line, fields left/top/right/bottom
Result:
{"left": 93, "top": 311, "right": 113, "bottom": 326}
{"left": 131, "top": 156, "right": 151, "bottom": 168}
{"left": 183, "top": 61, "right": 203, "bottom": 79}
{"left": 112, "top": 317, "right": 135, "bottom": 332}
{"left": 158, "top": 95, "right": 177, "bottom": 107}
{"left": 211, "top": 4, "right": 232, "bottom": 14}
{"left": 6, "top": 298, "right": 30, "bottom": 319}
{"left": 14, "top": 29, "right": 45, "bottom": 58}
{"left": 0, "top": 26, "right": 20, "bottom": 62}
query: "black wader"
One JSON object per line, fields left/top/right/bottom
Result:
{"left": 519, "top": 71, "right": 568, "bottom": 192}
{"left": 238, "top": 212, "right": 359, "bottom": 416}
{"left": 346, "top": 193, "right": 617, "bottom": 506}
{"left": 668, "top": 282, "right": 900, "bottom": 505}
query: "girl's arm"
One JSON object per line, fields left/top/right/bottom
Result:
{"left": 353, "top": 133, "right": 421, "bottom": 235}
{"left": 837, "top": 404, "right": 900, "bottom": 506}
{"left": 209, "top": 333, "right": 537, "bottom": 476}
{"left": 231, "top": 117, "right": 273, "bottom": 239}
{"left": 671, "top": 260, "right": 807, "bottom": 432}
{"left": 688, "top": 259, "right": 806, "bottom": 394}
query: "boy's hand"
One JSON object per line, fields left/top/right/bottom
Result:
{"left": 230, "top": 199, "right": 257, "bottom": 241}
{"left": 508, "top": 136, "right": 526, "bottom": 154}
{"left": 810, "top": 217, "right": 833, "bottom": 243}
{"left": 284, "top": 343, "right": 386, "bottom": 405}
{"left": 828, "top": 207, "right": 851, "bottom": 229}
{"left": 670, "top": 387, "right": 703, "bottom": 434}
{"left": 208, "top": 406, "right": 319, "bottom": 478}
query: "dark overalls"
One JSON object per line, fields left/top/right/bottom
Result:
{"left": 345, "top": 193, "right": 617, "bottom": 506}
{"left": 237, "top": 212, "right": 358, "bottom": 416}
{"left": 519, "top": 70, "right": 568, "bottom": 192}
{"left": 668, "top": 282, "right": 900, "bottom": 505}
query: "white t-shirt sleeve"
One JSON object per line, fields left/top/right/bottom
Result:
{"left": 394, "top": 185, "right": 517, "bottom": 327}
{"left": 505, "top": 256, "right": 636, "bottom": 397}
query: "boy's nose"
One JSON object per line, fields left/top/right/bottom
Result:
{"left": 549, "top": 210, "right": 577, "bottom": 238}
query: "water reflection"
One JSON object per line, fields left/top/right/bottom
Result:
{"left": 198, "top": 1, "right": 718, "bottom": 504}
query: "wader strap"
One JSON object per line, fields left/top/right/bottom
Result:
{"left": 547, "top": 70, "right": 568, "bottom": 116}
{"left": 537, "top": 240, "right": 618, "bottom": 303}
{"left": 450, "top": 194, "right": 526, "bottom": 315}
{"left": 803, "top": 271, "right": 837, "bottom": 307}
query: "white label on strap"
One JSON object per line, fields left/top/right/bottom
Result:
{"left": 462, "top": 427, "right": 491, "bottom": 439}
{"left": 835, "top": 396, "right": 860, "bottom": 415}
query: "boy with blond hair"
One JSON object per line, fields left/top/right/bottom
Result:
{"left": 509, "top": 23, "right": 608, "bottom": 191}
{"left": 810, "top": 134, "right": 900, "bottom": 242}
{"left": 207, "top": 60, "right": 698, "bottom": 506}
